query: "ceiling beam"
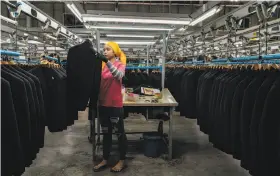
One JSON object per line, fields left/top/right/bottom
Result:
{"left": 86, "top": 10, "right": 191, "bottom": 18}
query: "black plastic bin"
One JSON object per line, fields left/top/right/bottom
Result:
{"left": 142, "top": 132, "right": 163, "bottom": 158}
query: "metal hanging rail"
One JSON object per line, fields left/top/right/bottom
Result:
{"left": 0, "top": 50, "right": 21, "bottom": 56}
{"left": 45, "top": 55, "right": 58, "bottom": 61}
{"left": 125, "top": 66, "right": 162, "bottom": 70}
{"left": 166, "top": 53, "right": 280, "bottom": 65}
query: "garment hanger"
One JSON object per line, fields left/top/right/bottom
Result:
{"left": 252, "top": 63, "right": 261, "bottom": 71}
{"left": 271, "top": 63, "right": 280, "bottom": 69}
{"left": 261, "top": 63, "right": 270, "bottom": 70}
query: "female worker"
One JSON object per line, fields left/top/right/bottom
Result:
{"left": 93, "top": 41, "right": 128, "bottom": 173}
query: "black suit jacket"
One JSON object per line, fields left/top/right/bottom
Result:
{"left": 67, "top": 40, "right": 102, "bottom": 113}
{"left": 1, "top": 78, "right": 25, "bottom": 176}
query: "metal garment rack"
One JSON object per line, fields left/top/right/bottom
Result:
{"left": 166, "top": 53, "right": 280, "bottom": 65}
{"left": 45, "top": 55, "right": 58, "bottom": 61}
{"left": 0, "top": 49, "right": 21, "bottom": 56}
{"left": 126, "top": 66, "right": 162, "bottom": 70}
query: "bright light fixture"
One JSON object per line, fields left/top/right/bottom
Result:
{"left": 100, "top": 40, "right": 155, "bottom": 45}
{"left": 67, "top": 3, "right": 83, "bottom": 22}
{"left": 106, "top": 34, "right": 155, "bottom": 38}
{"left": 24, "top": 33, "right": 29, "bottom": 36}
{"left": 0, "top": 15, "right": 18, "bottom": 25}
{"left": 189, "top": 6, "right": 222, "bottom": 26}
{"left": 83, "top": 16, "right": 190, "bottom": 25}
{"left": 38, "top": 47, "right": 65, "bottom": 51}
{"left": 178, "top": 27, "right": 185, "bottom": 31}
{"left": 28, "top": 40, "right": 42, "bottom": 44}
{"left": 86, "top": 25, "right": 173, "bottom": 31}
{"left": 34, "top": 36, "right": 38, "bottom": 39}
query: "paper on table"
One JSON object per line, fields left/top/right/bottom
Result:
{"left": 141, "top": 87, "right": 160, "bottom": 96}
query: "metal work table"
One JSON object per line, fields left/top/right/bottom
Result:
{"left": 90, "top": 88, "right": 178, "bottom": 163}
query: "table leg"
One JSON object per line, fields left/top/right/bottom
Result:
{"left": 146, "top": 108, "right": 149, "bottom": 120}
{"left": 97, "top": 109, "right": 101, "bottom": 144}
{"left": 168, "top": 107, "right": 174, "bottom": 160}
{"left": 91, "top": 108, "right": 96, "bottom": 163}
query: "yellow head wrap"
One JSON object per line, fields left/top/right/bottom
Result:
{"left": 102, "top": 41, "right": 126, "bottom": 70}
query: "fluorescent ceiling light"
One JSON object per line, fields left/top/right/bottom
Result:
{"left": 83, "top": 16, "right": 190, "bottom": 25}
{"left": 34, "top": 36, "right": 38, "bottom": 39}
{"left": 86, "top": 25, "right": 173, "bottom": 31}
{"left": 28, "top": 40, "right": 42, "bottom": 44}
{"left": 44, "top": 34, "right": 57, "bottom": 40}
{"left": 101, "top": 40, "right": 155, "bottom": 45}
{"left": 0, "top": 15, "right": 17, "bottom": 25}
{"left": 67, "top": 3, "right": 83, "bottom": 22}
{"left": 189, "top": 6, "right": 222, "bottom": 26}
{"left": 106, "top": 34, "right": 155, "bottom": 38}
{"left": 234, "top": 41, "right": 242, "bottom": 46}
{"left": 17, "top": 41, "right": 26, "bottom": 46}
{"left": 24, "top": 33, "right": 29, "bottom": 36}
{"left": 38, "top": 47, "right": 65, "bottom": 51}
{"left": 178, "top": 27, "right": 185, "bottom": 31}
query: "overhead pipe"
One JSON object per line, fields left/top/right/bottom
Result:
{"left": 167, "top": 18, "right": 280, "bottom": 56}
{"left": 168, "top": 1, "right": 256, "bottom": 49}
{"left": 85, "top": 1, "right": 205, "bottom": 7}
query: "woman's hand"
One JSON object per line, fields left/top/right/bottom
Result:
{"left": 97, "top": 53, "right": 108, "bottom": 63}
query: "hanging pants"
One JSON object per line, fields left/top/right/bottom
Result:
{"left": 99, "top": 106, "right": 127, "bottom": 160}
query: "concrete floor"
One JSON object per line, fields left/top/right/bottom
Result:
{"left": 23, "top": 109, "right": 250, "bottom": 176}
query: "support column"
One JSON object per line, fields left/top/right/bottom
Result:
{"left": 161, "top": 33, "right": 167, "bottom": 89}
{"left": 146, "top": 45, "right": 149, "bottom": 74}
{"left": 95, "top": 29, "right": 101, "bottom": 145}
{"left": 26, "top": 16, "right": 31, "bottom": 28}
{"left": 96, "top": 30, "right": 100, "bottom": 52}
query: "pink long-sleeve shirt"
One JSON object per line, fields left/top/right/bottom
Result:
{"left": 99, "top": 61, "right": 125, "bottom": 107}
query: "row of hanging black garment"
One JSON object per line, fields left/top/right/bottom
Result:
{"left": 123, "top": 69, "right": 162, "bottom": 90}
{"left": 165, "top": 66, "right": 190, "bottom": 112}
{"left": 1, "top": 59, "right": 70, "bottom": 176}
{"left": 166, "top": 64, "right": 280, "bottom": 176}
{"left": 122, "top": 69, "right": 162, "bottom": 118}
